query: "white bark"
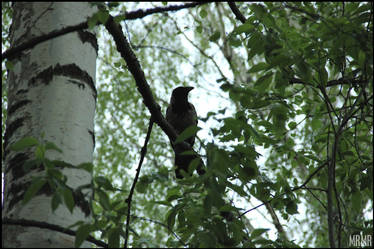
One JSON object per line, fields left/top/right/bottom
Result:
{"left": 3, "top": 2, "right": 97, "bottom": 247}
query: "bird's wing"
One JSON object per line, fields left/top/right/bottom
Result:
{"left": 189, "top": 103, "right": 198, "bottom": 125}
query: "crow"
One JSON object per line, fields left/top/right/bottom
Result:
{"left": 166, "top": 86, "right": 205, "bottom": 178}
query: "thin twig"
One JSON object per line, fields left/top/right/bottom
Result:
{"left": 168, "top": 14, "right": 230, "bottom": 83}
{"left": 289, "top": 77, "right": 366, "bottom": 88}
{"left": 131, "top": 215, "right": 187, "bottom": 246}
{"left": 124, "top": 118, "right": 154, "bottom": 248}
{"left": 239, "top": 161, "right": 328, "bottom": 218}
{"left": 304, "top": 187, "right": 327, "bottom": 210}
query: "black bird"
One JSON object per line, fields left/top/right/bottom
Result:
{"left": 166, "top": 86, "right": 205, "bottom": 178}
{"left": 166, "top": 87, "right": 232, "bottom": 221}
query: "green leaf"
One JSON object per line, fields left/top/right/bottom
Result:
{"left": 87, "top": 14, "right": 98, "bottom": 29}
{"left": 77, "top": 162, "right": 93, "bottom": 173}
{"left": 233, "top": 23, "right": 254, "bottom": 34}
{"left": 166, "top": 187, "right": 181, "bottom": 202}
{"left": 296, "top": 59, "right": 312, "bottom": 83}
{"left": 209, "top": 31, "right": 221, "bottom": 42}
{"left": 251, "top": 4, "right": 266, "bottom": 20}
{"left": 51, "top": 193, "right": 61, "bottom": 212}
{"left": 255, "top": 72, "right": 273, "bottom": 92}
{"left": 136, "top": 175, "right": 151, "bottom": 193}
{"left": 203, "top": 194, "right": 213, "bottom": 214}
{"left": 75, "top": 224, "right": 92, "bottom": 248}
{"left": 95, "top": 176, "right": 115, "bottom": 191}
{"left": 247, "top": 32, "right": 265, "bottom": 57}
{"left": 248, "top": 62, "right": 269, "bottom": 73}
{"left": 199, "top": 9, "right": 207, "bottom": 18}
{"left": 10, "top": 137, "right": 39, "bottom": 151}
{"left": 63, "top": 187, "right": 75, "bottom": 213}
{"left": 285, "top": 200, "right": 298, "bottom": 214}
{"left": 23, "top": 177, "right": 47, "bottom": 204}
{"left": 311, "top": 118, "right": 322, "bottom": 130}
{"left": 229, "top": 36, "right": 242, "bottom": 47}
{"left": 51, "top": 160, "right": 74, "bottom": 169}
{"left": 174, "top": 125, "right": 200, "bottom": 145}
{"left": 219, "top": 204, "right": 239, "bottom": 213}
{"left": 45, "top": 141, "right": 63, "bottom": 153}
{"left": 226, "top": 182, "right": 248, "bottom": 197}
{"left": 262, "top": 14, "right": 276, "bottom": 28}
{"left": 360, "top": 175, "right": 371, "bottom": 191}
{"left": 166, "top": 207, "right": 178, "bottom": 229}
{"left": 35, "top": 145, "right": 45, "bottom": 160}
{"left": 196, "top": 25, "right": 202, "bottom": 33}
{"left": 151, "top": 200, "right": 172, "bottom": 207}
{"left": 97, "top": 189, "right": 111, "bottom": 210}
{"left": 108, "top": 227, "right": 121, "bottom": 248}
{"left": 288, "top": 121, "right": 297, "bottom": 130}
{"left": 97, "top": 9, "right": 109, "bottom": 24}
{"left": 251, "top": 228, "right": 269, "bottom": 238}
{"left": 113, "top": 14, "right": 126, "bottom": 23}
{"left": 351, "top": 191, "right": 362, "bottom": 212}
{"left": 47, "top": 168, "right": 65, "bottom": 182}
{"left": 270, "top": 53, "right": 293, "bottom": 67}
{"left": 358, "top": 50, "right": 365, "bottom": 69}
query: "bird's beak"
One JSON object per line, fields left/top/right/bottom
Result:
{"left": 186, "top": 87, "right": 194, "bottom": 92}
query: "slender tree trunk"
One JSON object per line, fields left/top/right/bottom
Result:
{"left": 2, "top": 2, "right": 97, "bottom": 247}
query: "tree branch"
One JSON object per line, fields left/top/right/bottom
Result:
{"left": 2, "top": 2, "right": 208, "bottom": 60}
{"left": 328, "top": 89, "right": 364, "bottom": 248}
{"left": 239, "top": 161, "right": 328, "bottom": 218}
{"left": 227, "top": 2, "right": 247, "bottom": 23}
{"left": 289, "top": 77, "right": 366, "bottom": 88}
{"left": 103, "top": 15, "right": 177, "bottom": 141}
{"left": 103, "top": 13, "right": 205, "bottom": 173}
{"left": 168, "top": 14, "right": 230, "bottom": 83}
{"left": 2, "top": 218, "right": 107, "bottom": 248}
{"left": 124, "top": 118, "right": 153, "bottom": 248}
{"left": 124, "top": 2, "right": 209, "bottom": 20}
{"left": 282, "top": 3, "right": 321, "bottom": 20}
{"left": 2, "top": 22, "right": 89, "bottom": 60}
{"left": 131, "top": 215, "right": 187, "bottom": 246}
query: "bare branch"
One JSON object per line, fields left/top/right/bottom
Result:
{"left": 289, "top": 77, "right": 366, "bottom": 88}
{"left": 239, "top": 161, "right": 328, "bottom": 218}
{"left": 131, "top": 215, "right": 187, "bottom": 246}
{"left": 2, "top": 22, "right": 88, "bottom": 60}
{"left": 124, "top": 118, "right": 153, "bottom": 248}
{"left": 124, "top": 2, "right": 209, "bottom": 20}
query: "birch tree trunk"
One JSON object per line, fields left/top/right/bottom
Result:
{"left": 2, "top": 2, "right": 97, "bottom": 247}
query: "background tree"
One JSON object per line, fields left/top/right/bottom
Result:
{"left": 2, "top": 2, "right": 97, "bottom": 247}
{"left": 2, "top": 2, "right": 373, "bottom": 248}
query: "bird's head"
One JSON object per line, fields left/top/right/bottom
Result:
{"left": 170, "top": 86, "right": 194, "bottom": 104}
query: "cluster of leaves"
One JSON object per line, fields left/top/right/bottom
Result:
{"left": 9, "top": 136, "right": 129, "bottom": 247}
{"left": 203, "top": 2, "right": 373, "bottom": 247}
{"left": 10, "top": 137, "right": 80, "bottom": 213}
